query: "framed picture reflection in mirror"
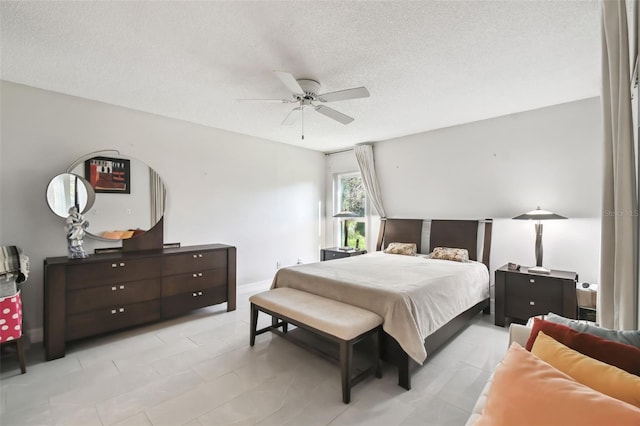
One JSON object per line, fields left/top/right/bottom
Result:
{"left": 85, "top": 156, "right": 131, "bottom": 194}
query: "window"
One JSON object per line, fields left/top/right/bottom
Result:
{"left": 334, "top": 172, "right": 366, "bottom": 248}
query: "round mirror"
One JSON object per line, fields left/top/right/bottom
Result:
{"left": 46, "top": 173, "right": 95, "bottom": 218}
{"left": 67, "top": 152, "right": 167, "bottom": 241}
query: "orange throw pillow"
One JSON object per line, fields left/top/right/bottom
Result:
{"left": 525, "top": 317, "right": 640, "bottom": 376}
{"left": 531, "top": 331, "right": 640, "bottom": 408}
{"left": 475, "top": 343, "right": 640, "bottom": 426}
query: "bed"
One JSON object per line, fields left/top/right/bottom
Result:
{"left": 271, "top": 218, "right": 493, "bottom": 389}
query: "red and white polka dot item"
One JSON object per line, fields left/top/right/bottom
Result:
{"left": 0, "top": 290, "right": 22, "bottom": 342}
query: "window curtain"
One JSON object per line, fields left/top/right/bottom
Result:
{"left": 149, "top": 169, "right": 166, "bottom": 226}
{"left": 354, "top": 144, "right": 386, "bottom": 218}
{"left": 599, "top": 0, "right": 639, "bottom": 330}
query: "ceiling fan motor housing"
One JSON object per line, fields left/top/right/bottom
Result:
{"left": 296, "top": 79, "right": 321, "bottom": 100}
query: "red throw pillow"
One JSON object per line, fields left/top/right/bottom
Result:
{"left": 525, "top": 318, "right": 640, "bottom": 376}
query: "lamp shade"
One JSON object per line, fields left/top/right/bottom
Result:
{"left": 513, "top": 207, "right": 567, "bottom": 221}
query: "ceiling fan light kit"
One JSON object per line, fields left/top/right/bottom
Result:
{"left": 239, "top": 71, "right": 370, "bottom": 140}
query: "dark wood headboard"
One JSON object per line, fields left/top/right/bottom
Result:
{"left": 376, "top": 218, "right": 493, "bottom": 270}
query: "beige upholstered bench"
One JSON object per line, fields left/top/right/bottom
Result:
{"left": 250, "top": 287, "right": 383, "bottom": 403}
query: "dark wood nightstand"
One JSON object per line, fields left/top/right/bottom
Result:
{"left": 495, "top": 265, "right": 578, "bottom": 327}
{"left": 320, "top": 247, "right": 367, "bottom": 261}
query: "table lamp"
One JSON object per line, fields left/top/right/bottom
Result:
{"left": 513, "top": 207, "right": 567, "bottom": 274}
{"left": 333, "top": 211, "right": 359, "bottom": 250}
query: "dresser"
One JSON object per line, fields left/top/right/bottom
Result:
{"left": 44, "top": 244, "right": 236, "bottom": 360}
{"left": 494, "top": 265, "right": 578, "bottom": 327}
{"left": 320, "top": 247, "right": 367, "bottom": 261}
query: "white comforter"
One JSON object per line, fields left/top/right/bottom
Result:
{"left": 271, "top": 252, "right": 489, "bottom": 363}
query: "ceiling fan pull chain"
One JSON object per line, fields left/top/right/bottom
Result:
{"left": 301, "top": 107, "right": 305, "bottom": 140}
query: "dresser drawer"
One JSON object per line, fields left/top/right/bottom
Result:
{"left": 66, "top": 300, "right": 161, "bottom": 341}
{"left": 505, "top": 295, "right": 563, "bottom": 320}
{"left": 163, "top": 250, "right": 227, "bottom": 275}
{"left": 67, "top": 258, "right": 162, "bottom": 289}
{"left": 66, "top": 278, "right": 161, "bottom": 314}
{"left": 322, "top": 250, "right": 350, "bottom": 261}
{"left": 162, "top": 268, "right": 227, "bottom": 297}
{"left": 505, "top": 274, "right": 563, "bottom": 300}
{"left": 161, "top": 285, "right": 227, "bottom": 317}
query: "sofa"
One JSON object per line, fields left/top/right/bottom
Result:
{"left": 466, "top": 314, "right": 640, "bottom": 425}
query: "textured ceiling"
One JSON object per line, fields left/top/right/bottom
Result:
{"left": 1, "top": 1, "right": 601, "bottom": 152}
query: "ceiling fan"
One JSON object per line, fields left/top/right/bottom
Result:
{"left": 239, "top": 71, "right": 370, "bottom": 140}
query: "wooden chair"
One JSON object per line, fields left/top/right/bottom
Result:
{"left": 0, "top": 290, "right": 26, "bottom": 373}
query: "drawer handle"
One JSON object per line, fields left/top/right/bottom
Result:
{"left": 112, "top": 286, "right": 117, "bottom": 291}
{"left": 119, "top": 307, "right": 125, "bottom": 313}
{"left": 193, "top": 273, "right": 197, "bottom": 278}
{"left": 111, "top": 309, "right": 117, "bottom": 314}
{"left": 529, "top": 301, "right": 535, "bottom": 306}
{"left": 112, "top": 263, "right": 117, "bottom": 268}
{"left": 529, "top": 279, "right": 535, "bottom": 283}
{"left": 198, "top": 291, "right": 203, "bottom": 296}
{"left": 119, "top": 262, "right": 125, "bottom": 267}
{"left": 198, "top": 254, "right": 203, "bottom": 258}
{"left": 193, "top": 292, "right": 197, "bottom": 297}
{"left": 193, "top": 254, "right": 197, "bottom": 258}
{"left": 119, "top": 285, "right": 125, "bottom": 290}
{"left": 198, "top": 272, "right": 203, "bottom": 277}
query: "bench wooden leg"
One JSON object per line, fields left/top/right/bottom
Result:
{"left": 373, "top": 329, "right": 381, "bottom": 379}
{"left": 250, "top": 303, "right": 258, "bottom": 346}
{"left": 271, "top": 316, "right": 288, "bottom": 333}
{"left": 340, "top": 340, "right": 352, "bottom": 404}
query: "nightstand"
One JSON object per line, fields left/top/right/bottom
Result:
{"left": 495, "top": 265, "right": 578, "bottom": 327}
{"left": 320, "top": 247, "right": 367, "bottom": 261}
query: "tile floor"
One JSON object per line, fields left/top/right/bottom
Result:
{"left": 1, "top": 281, "right": 508, "bottom": 426}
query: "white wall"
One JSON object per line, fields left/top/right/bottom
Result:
{"left": 0, "top": 81, "right": 325, "bottom": 342}
{"left": 326, "top": 98, "right": 602, "bottom": 284}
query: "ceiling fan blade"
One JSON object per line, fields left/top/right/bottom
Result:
{"left": 281, "top": 107, "right": 301, "bottom": 126}
{"left": 318, "top": 87, "right": 369, "bottom": 102}
{"left": 236, "top": 98, "right": 295, "bottom": 103}
{"left": 314, "top": 105, "right": 354, "bottom": 125}
{"left": 274, "top": 71, "right": 304, "bottom": 95}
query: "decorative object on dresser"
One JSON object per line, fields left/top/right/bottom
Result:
{"left": 44, "top": 244, "right": 236, "bottom": 360}
{"left": 321, "top": 247, "right": 367, "bottom": 261}
{"left": 512, "top": 207, "right": 567, "bottom": 274}
{"left": 65, "top": 206, "right": 89, "bottom": 259}
{"left": 495, "top": 264, "right": 578, "bottom": 327}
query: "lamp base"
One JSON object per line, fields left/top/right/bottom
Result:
{"left": 528, "top": 266, "right": 550, "bottom": 274}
